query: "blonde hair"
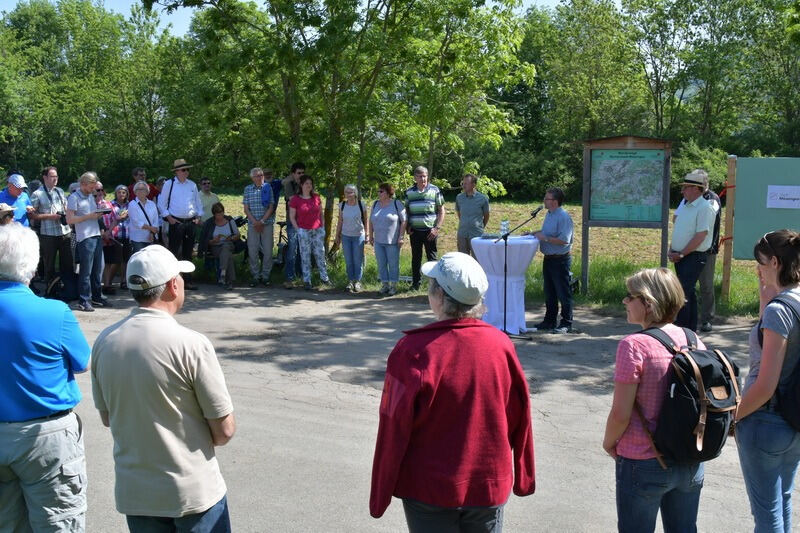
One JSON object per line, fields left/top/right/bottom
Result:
{"left": 79, "top": 171, "right": 98, "bottom": 184}
{"left": 625, "top": 267, "right": 685, "bottom": 324}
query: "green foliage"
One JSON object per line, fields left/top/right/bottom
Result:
{"left": 670, "top": 139, "right": 728, "bottom": 200}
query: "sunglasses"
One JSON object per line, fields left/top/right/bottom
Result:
{"left": 94, "top": 188, "right": 104, "bottom": 193}
{"left": 623, "top": 292, "right": 641, "bottom": 302}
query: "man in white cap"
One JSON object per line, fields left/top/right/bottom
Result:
{"left": 668, "top": 170, "right": 715, "bottom": 331}
{"left": 371, "top": 252, "right": 535, "bottom": 529}
{"left": 0, "top": 173, "right": 34, "bottom": 226}
{"left": 158, "top": 158, "right": 203, "bottom": 289}
{"left": 91, "top": 245, "right": 235, "bottom": 530}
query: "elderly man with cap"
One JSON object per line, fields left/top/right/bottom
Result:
{"left": 158, "top": 158, "right": 203, "bottom": 289}
{"left": 370, "top": 251, "right": 535, "bottom": 530}
{"left": 668, "top": 170, "right": 716, "bottom": 331}
{"left": 91, "top": 245, "right": 235, "bottom": 531}
{"left": 0, "top": 223, "right": 91, "bottom": 532}
{"left": 0, "top": 173, "right": 34, "bottom": 226}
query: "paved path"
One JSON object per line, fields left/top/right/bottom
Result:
{"left": 72, "top": 286, "right": 793, "bottom": 532}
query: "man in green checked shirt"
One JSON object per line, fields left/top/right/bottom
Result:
{"left": 404, "top": 166, "right": 445, "bottom": 290}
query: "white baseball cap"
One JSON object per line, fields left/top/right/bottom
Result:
{"left": 126, "top": 245, "right": 195, "bottom": 290}
{"left": 8, "top": 174, "right": 26, "bottom": 189}
{"left": 421, "top": 252, "right": 488, "bottom": 306}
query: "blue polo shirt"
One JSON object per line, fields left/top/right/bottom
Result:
{"left": 0, "top": 281, "right": 90, "bottom": 422}
{"left": 539, "top": 206, "right": 573, "bottom": 255}
{"left": 0, "top": 188, "right": 32, "bottom": 226}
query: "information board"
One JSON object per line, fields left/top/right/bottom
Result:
{"left": 589, "top": 149, "right": 665, "bottom": 222}
{"left": 733, "top": 158, "right": 800, "bottom": 259}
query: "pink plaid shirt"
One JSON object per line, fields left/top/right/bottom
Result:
{"left": 614, "top": 324, "right": 706, "bottom": 459}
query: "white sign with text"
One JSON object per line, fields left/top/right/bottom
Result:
{"left": 767, "top": 185, "right": 800, "bottom": 209}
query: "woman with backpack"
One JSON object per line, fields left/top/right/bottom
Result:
{"left": 334, "top": 184, "right": 367, "bottom": 292}
{"left": 734, "top": 229, "right": 800, "bottom": 532}
{"left": 368, "top": 183, "right": 406, "bottom": 296}
{"left": 603, "top": 267, "right": 707, "bottom": 533}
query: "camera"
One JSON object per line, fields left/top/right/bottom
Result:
{"left": 59, "top": 213, "right": 68, "bottom": 226}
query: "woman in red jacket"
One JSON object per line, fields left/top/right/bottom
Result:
{"left": 370, "top": 252, "right": 535, "bottom": 531}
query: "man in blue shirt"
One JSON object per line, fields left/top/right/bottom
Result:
{"left": 532, "top": 187, "right": 574, "bottom": 333}
{"left": 0, "top": 223, "right": 91, "bottom": 531}
{"left": 0, "top": 173, "right": 34, "bottom": 226}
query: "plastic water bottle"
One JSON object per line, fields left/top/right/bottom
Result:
{"left": 500, "top": 219, "right": 509, "bottom": 235}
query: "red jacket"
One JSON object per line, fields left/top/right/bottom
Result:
{"left": 370, "top": 318, "right": 535, "bottom": 518}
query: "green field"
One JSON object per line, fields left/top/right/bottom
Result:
{"left": 211, "top": 194, "right": 759, "bottom": 318}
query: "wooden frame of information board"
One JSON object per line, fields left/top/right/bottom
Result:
{"left": 581, "top": 136, "right": 672, "bottom": 294}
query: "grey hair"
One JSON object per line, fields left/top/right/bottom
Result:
{"left": 0, "top": 224, "right": 40, "bottom": 283}
{"left": 344, "top": 183, "right": 358, "bottom": 195}
{"left": 414, "top": 166, "right": 428, "bottom": 175}
{"left": 79, "top": 171, "right": 98, "bottom": 184}
{"left": 428, "top": 278, "right": 485, "bottom": 319}
{"left": 133, "top": 181, "right": 149, "bottom": 193}
{"left": 250, "top": 167, "right": 263, "bottom": 178}
{"left": 130, "top": 283, "right": 167, "bottom": 305}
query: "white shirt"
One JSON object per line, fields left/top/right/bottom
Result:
{"left": 157, "top": 177, "right": 204, "bottom": 219}
{"left": 671, "top": 196, "right": 714, "bottom": 252}
{"left": 129, "top": 199, "right": 160, "bottom": 243}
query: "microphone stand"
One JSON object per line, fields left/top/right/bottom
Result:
{"left": 494, "top": 211, "right": 541, "bottom": 340}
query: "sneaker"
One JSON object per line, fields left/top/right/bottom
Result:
{"left": 249, "top": 279, "right": 258, "bottom": 288}
{"left": 345, "top": 282, "right": 353, "bottom": 293}
{"left": 284, "top": 280, "right": 295, "bottom": 289}
{"left": 262, "top": 279, "right": 271, "bottom": 287}
{"left": 388, "top": 283, "right": 397, "bottom": 296}
{"left": 530, "top": 322, "right": 556, "bottom": 332}
{"left": 304, "top": 282, "right": 313, "bottom": 290}
{"left": 353, "top": 282, "right": 362, "bottom": 293}
{"left": 553, "top": 326, "right": 571, "bottom": 334}
{"left": 379, "top": 283, "right": 390, "bottom": 294}
{"left": 700, "top": 322, "right": 713, "bottom": 332}
{"left": 91, "top": 298, "right": 112, "bottom": 308}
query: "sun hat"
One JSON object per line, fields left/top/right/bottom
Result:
{"left": 421, "top": 252, "right": 488, "bottom": 306}
{"left": 127, "top": 245, "right": 195, "bottom": 290}
{"left": 171, "top": 158, "right": 193, "bottom": 171}
{"left": 0, "top": 202, "right": 14, "bottom": 216}
{"left": 7, "top": 174, "right": 26, "bottom": 189}
{"left": 681, "top": 170, "right": 706, "bottom": 188}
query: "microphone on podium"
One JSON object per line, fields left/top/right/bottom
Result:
{"left": 531, "top": 205, "right": 544, "bottom": 217}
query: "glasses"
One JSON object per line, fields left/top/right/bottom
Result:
{"left": 623, "top": 292, "right": 641, "bottom": 302}
{"left": 94, "top": 188, "right": 104, "bottom": 193}
{"left": 177, "top": 169, "right": 189, "bottom": 174}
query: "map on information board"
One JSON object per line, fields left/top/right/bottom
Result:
{"left": 590, "top": 149, "right": 664, "bottom": 222}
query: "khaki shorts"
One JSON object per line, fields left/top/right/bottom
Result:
{"left": 0, "top": 412, "right": 87, "bottom": 532}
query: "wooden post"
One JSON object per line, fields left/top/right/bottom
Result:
{"left": 721, "top": 155, "right": 737, "bottom": 302}
{"left": 581, "top": 146, "right": 591, "bottom": 295}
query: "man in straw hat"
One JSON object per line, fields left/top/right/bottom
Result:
{"left": 157, "top": 158, "right": 203, "bottom": 289}
{"left": 91, "top": 245, "right": 235, "bottom": 530}
{"left": 668, "top": 169, "right": 716, "bottom": 331}
{"left": 0, "top": 202, "right": 14, "bottom": 224}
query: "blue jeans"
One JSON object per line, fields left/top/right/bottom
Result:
{"left": 737, "top": 409, "right": 800, "bottom": 533}
{"left": 76, "top": 236, "right": 103, "bottom": 304}
{"left": 674, "top": 251, "right": 707, "bottom": 331}
{"left": 375, "top": 242, "right": 400, "bottom": 282}
{"left": 402, "top": 499, "right": 504, "bottom": 533}
{"left": 341, "top": 234, "right": 364, "bottom": 282}
{"left": 285, "top": 223, "right": 301, "bottom": 281}
{"left": 615, "top": 456, "right": 703, "bottom": 533}
{"left": 126, "top": 494, "right": 231, "bottom": 533}
{"left": 542, "top": 254, "right": 573, "bottom": 328}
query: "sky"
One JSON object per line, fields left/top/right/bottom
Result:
{"left": 0, "top": 0, "right": 561, "bottom": 37}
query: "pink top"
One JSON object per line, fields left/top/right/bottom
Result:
{"left": 614, "top": 324, "right": 706, "bottom": 460}
{"left": 289, "top": 194, "right": 322, "bottom": 230}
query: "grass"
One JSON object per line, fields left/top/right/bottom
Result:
{"left": 209, "top": 193, "right": 760, "bottom": 317}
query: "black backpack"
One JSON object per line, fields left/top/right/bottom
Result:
{"left": 759, "top": 296, "right": 800, "bottom": 431}
{"left": 635, "top": 327, "right": 741, "bottom": 468}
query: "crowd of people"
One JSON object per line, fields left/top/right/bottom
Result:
{"left": 1, "top": 160, "right": 799, "bottom": 533}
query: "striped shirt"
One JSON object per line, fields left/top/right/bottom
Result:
{"left": 31, "top": 186, "right": 71, "bottom": 236}
{"left": 404, "top": 184, "right": 443, "bottom": 231}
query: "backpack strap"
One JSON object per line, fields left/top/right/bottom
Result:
{"left": 166, "top": 177, "right": 175, "bottom": 211}
{"left": 682, "top": 327, "right": 698, "bottom": 349}
{"left": 638, "top": 327, "right": 682, "bottom": 353}
{"left": 632, "top": 403, "right": 668, "bottom": 470}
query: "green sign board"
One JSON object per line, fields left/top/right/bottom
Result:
{"left": 589, "top": 149, "right": 665, "bottom": 222}
{"left": 733, "top": 158, "right": 800, "bottom": 260}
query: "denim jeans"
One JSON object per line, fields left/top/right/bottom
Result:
{"left": 542, "top": 254, "right": 573, "bottom": 328}
{"left": 341, "top": 234, "right": 364, "bottom": 282}
{"left": 374, "top": 242, "right": 400, "bottom": 283}
{"left": 674, "top": 251, "right": 707, "bottom": 331}
{"left": 126, "top": 495, "right": 231, "bottom": 533}
{"left": 615, "top": 456, "right": 703, "bottom": 533}
{"left": 76, "top": 236, "right": 103, "bottom": 305}
{"left": 737, "top": 409, "right": 800, "bottom": 533}
{"left": 402, "top": 499, "right": 504, "bottom": 533}
{"left": 285, "top": 223, "right": 301, "bottom": 281}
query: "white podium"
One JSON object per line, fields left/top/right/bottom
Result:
{"left": 471, "top": 235, "right": 539, "bottom": 334}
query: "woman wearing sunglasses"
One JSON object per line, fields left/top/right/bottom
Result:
{"left": 735, "top": 229, "right": 800, "bottom": 532}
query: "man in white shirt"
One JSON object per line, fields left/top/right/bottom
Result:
{"left": 157, "top": 158, "right": 203, "bottom": 289}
